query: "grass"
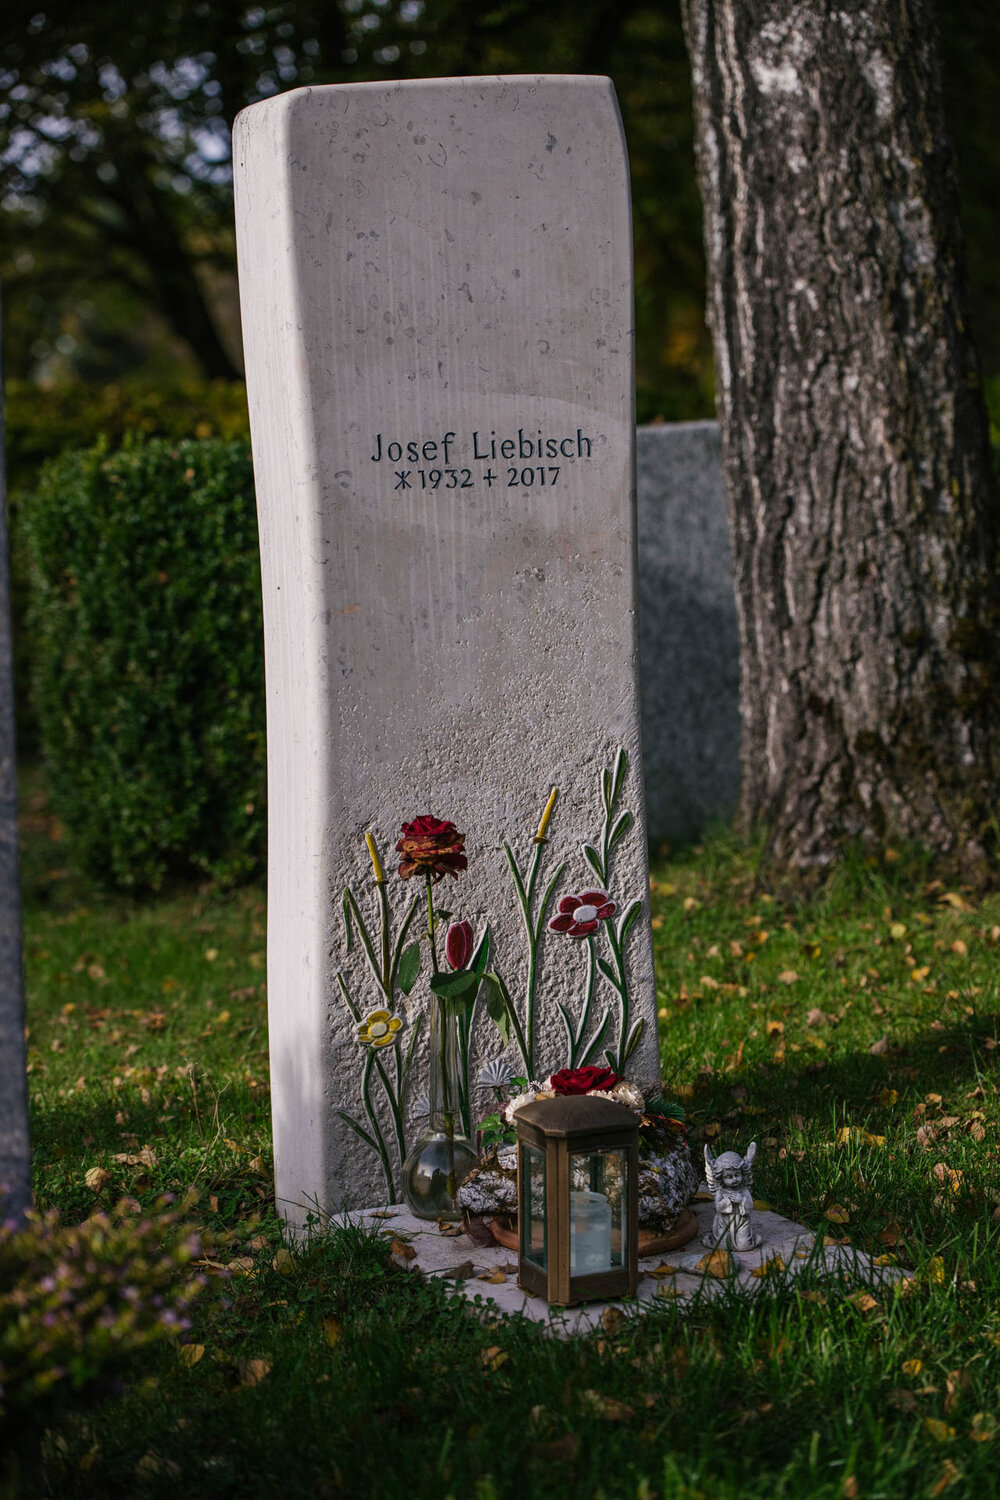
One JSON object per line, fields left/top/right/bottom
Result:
{"left": 12, "top": 776, "right": 1000, "bottom": 1499}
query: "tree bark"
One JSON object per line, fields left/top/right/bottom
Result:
{"left": 681, "top": 0, "right": 1000, "bottom": 876}
{"left": 0, "top": 297, "right": 31, "bottom": 1226}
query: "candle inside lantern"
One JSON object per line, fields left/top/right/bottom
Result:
{"left": 570, "top": 1189, "right": 612, "bottom": 1274}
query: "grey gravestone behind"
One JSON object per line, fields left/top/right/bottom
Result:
{"left": 235, "top": 76, "right": 662, "bottom": 1228}
{"left": 636, "top": 422, "right": 740, "bottom": 845}
{"left": 0, "top": 354, "right": 30, "bottom": 1226}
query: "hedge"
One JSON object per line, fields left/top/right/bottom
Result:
{"left": 19, "top": 437, "right": 264, "bottom": 890}
{"left": 4, "top": 378, "right": 250, "bottom": 496}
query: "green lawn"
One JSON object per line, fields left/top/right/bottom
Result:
{"left": 11, "top": 778, "right": 1000, "bottom": 1499}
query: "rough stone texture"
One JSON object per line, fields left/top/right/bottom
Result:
{"left": 635, "top": 422, "right": 738, "bottom": 844}
{"left": 235, "top": 78, "right": 660, "bottom": 1229}
{"left": 0, "top": 368, "right": 30, "bottom": 1227}
{"left": 347, "top": 1191, "right": 908, "bottom": 1335}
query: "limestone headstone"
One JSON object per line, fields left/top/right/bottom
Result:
{"left": 234, "top": 76, "right": 661, "bottom": 1228}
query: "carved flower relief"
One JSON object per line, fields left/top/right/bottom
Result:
{"left": 357, "top": 1009, "right": 402, "bottom": 1048}
{"left": 395, "top": 816, "right": 467, "bottom": 881}
{"left": 548, "top": 889, "right": 617, "bottom": 938}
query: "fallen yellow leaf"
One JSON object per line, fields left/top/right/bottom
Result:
{"left": 323, "top": 1317, "right": 342, "bottom": 1348}
{"left": 695, "top": 1249, "right": 733, "bottom": 1278}
{"left": 878, "top": 1087, "right": 899, "bottom": 1107}
{"left": 85, "top": 1166, "right": 111, "bottom": 1191}
{"left": 970, "top": 1412, "right": 997, "bottom": 1443}
{"left": 600, "top": 1307, "right": 626, "bottom": 1334}
{"left": 889, "top": 921, "right": 907, "bottom": 939}
{"left": 480, "top": 1346, "right": 508, "bottom": 1372}
{"left": 750, "top": 1256, "right": 785, "bottom": 1279}
{"left": 932, "top": 1163, "right": 963, "bottom": 1194}
{"left": 824, "top": 1204, "right": 850, "bottom": 1224}
{"left": 178, "top": 1343, "right": 205, "bottom": 1367}
{"left": 389, "top": 1238, "right": 416, "bottom": 1261}
{"left": 929, "top": 1461, "right": 962, "bottom": 1498}
{"left": 901, "top": 1358, "right": 923, "bottom": 1376}
{"left": 477, "top": 1270, "right": 508, "bottom": 1285}
{"left": 272, "top": 1247, "right": 295, "bottom": 1273}
{"left": 580, "top": 1390, "right": 634, "bottom": 1421}
{"left": 238, "top": 1358, "right": 272, "bottom": 1387}
{"left": 924, "top": 1417, "right": 956, "bottom": 1443}
{"left": 846, "top": 1291, "right": 880, "bottom": 1314}
{"left": 647, "top": 1262, "right": 679, "bottom": 1278}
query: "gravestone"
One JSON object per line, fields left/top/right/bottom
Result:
{"left": 235, "top": 76, "right": 661, "bottom": 1229}
{"left": 0, "top": 357, "right": 31, "bottom": 1227}
{"left": 635, "top": 422, "right": 740, "bottom": 844}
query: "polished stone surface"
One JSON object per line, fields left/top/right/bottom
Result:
{"left": 636, "top": 422, "right": 740, "bottom": 846}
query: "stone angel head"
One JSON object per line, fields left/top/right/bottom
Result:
{"left": 704, "top": 1140, "right": 756, "bottom": 1193}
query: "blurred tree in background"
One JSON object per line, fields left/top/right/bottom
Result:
{"left": 1, "top": 1, "right": 996, "bottom": 425}
{"left": 0, "top": 0, "right": 710, "bottom": 421}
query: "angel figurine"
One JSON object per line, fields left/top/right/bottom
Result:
{"left": 703, "top": 1142, "right": 761, "bottom": 1250}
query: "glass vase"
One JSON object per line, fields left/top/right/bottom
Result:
{"left": 401, "top": 994, "right": 477, "bottom": 1219}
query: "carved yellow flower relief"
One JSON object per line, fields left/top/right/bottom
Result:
{"left": 357, "top": 1009, "right": 402, "bottom": 1048}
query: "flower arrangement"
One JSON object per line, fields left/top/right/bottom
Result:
{"left": 460, "top": 1066, "right": 698, "bottom": 1234}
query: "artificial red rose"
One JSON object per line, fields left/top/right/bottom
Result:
{"left": 396, "top": 816, "right": 468, "bottom": 881}
{"left": 445, "top": 919, "right": 473, "bottom": 971}
{"left": 549, "top": 1066, "right": 621, "bottom": 1096}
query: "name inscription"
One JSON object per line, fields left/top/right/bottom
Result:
{"left": 368, "top": 426, "right": 597, "bottom": 492}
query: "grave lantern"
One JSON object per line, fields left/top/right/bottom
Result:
{"left": 515, "top": 1095, "right": 639, "bottom": 1306}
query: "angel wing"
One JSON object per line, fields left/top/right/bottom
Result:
{"left": 703, "top": 1143, "right": 719, "bottom": 1193}
{"left": 742, "top": 1140, "right": 757, "bottom": 1187}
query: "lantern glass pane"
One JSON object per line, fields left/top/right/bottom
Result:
{"left": 520, "top": 1142, "right": 546, "bottom": 1269}
{"left": 569, "top": 1148, "right": 627, "bottom": 1275}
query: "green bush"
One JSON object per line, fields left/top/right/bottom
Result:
{"left": 19, "top": 436, "right": 265, "bottom": 889}
{"left": 0, "top": 1199, "right": 207, "bottom": 1421}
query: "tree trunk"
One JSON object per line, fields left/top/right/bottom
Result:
{"left": 681, "top": 0, "right": 1000, "bottom": 877}
{"left": 0, "top": 299, "right": 31, "bottom": 1226}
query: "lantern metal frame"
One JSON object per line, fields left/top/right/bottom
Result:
{"left": 515, "top": 1094, "right": 639, "bottom": 1305}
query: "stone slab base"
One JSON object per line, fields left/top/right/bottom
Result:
{"left": 342, "top": 1188, "right": 907, "bottom": 1336}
